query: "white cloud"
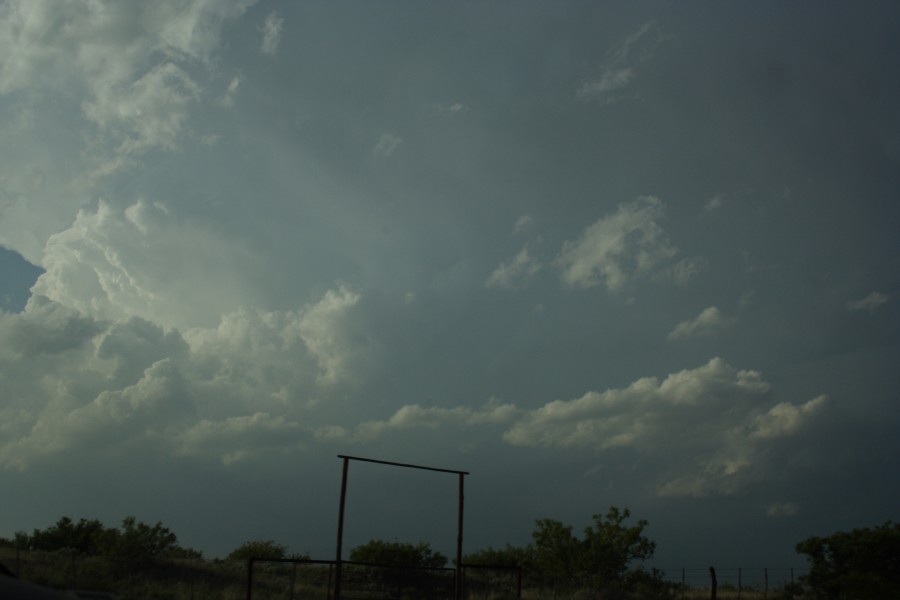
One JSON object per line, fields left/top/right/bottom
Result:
{"left": 555, "top": 196, "right": 677, "bottom": 291}
{"left": 751, "top": 395, "right": 828, "bottom": 439}
{"left": 512, "top": 214, "right": 534, "bottom": 237}
{"left": 500, "top": 358, "right": 824, "bottom": 496}
{"left": 83, "top": 62, "right": 202, "bottom": 157}
{"left": 292, "top": 285, "right": 366, "bottom": 385}
{"left": 0, "top": 282, "right": 371, "bottom": 469}
{"left": 485, "top": 246, "right": 541, "bottom": 290}
{"left": 667, "top": 306, "right": 734, "bottom": 341}
{"left": 32, "top": 200, "right": 259, "bottom": 330}
{"left": 219, "top": 75, "right": 241, "bottom": 108}
{"left": 322, "top": 398, "right": 518, "bottom": 444}
{"left": 434, "top": 102, "right": 468, "bottom": 116}
{"left": 0, "top": 0, "right": 256, "bottom": 264}
{"left": 665, "top": 256, "right": 708, "bottom": 286}
{"left": 847, "top": 291, "right": 888, "bottom": 313}
{"left": 578, "top": 21, "right": 661, "bottom": 102}
{"left": 260, "top": 11, "right": 283, "bottom": 56}
{"left": 373, "top": 134, "right": 402, "bottom": 159}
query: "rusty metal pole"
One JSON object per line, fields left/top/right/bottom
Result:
{"left": 456, "top": 472, "right": 465, "bottom": 600}
{"left": 334, "top": 456, "right": 349, "bottom": 600}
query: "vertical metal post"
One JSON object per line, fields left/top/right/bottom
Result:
{"left": 246, "top": 558, "right": 255, "bottom": 600}
{"left": 709, "top": 566, "right": 717, "bottom": 600}
{"left": 456, "top": 472, "right": 465, "bottom": 600}
{"left": 738, "top": 567, "right": 742, "bottom": 599}
{"left": 335, "top": 456, "right": 349, "bottom": 600}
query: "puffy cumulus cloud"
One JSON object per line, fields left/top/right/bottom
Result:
{"left": 484, "top": 246, "right": 541, "bottom": 291}
{"left": 501, "top": 358, "right": 825, "bottom": 496}
{"left": 260, "top": 11, "right": 284, "bottom": 56}
{"left": 319, "top": 398, "right": 518, "bottom": 444}
{"left": 751, "top": 395, "right": 828, "bottom": 439}
{"left": 2, "top": 358, "right": 192, "bottom": 469}
{"left": 578, "top": 21, "right": 662, "bottom": 102}
{"left": 555, "top": 196, "right": 677, "bottom": 291}
{"left": 32, "top": 199, "right": 260, "bottom": 330}
{"left": 667, "top": 306, "right": 735, "bottom": 341}
{"left": 846, "top": 291, "right": 888, "bottom": 313}
{"left": 0, "top": 282, "right": 371, "bottom": 469}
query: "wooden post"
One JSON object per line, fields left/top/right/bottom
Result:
{"left": 709, "top": 566, "right": 717, "bottom": 600}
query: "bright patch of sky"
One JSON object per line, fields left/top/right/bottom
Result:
{"left": 1, "top": 0, "right": 898, "bottom": 570}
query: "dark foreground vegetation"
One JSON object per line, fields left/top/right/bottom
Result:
{"left": 1, "top": 511, "right": 896, "bottom": 599}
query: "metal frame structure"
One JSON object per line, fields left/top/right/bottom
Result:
{"left": 333, "top": 454, "right": 469, "bottom": 600}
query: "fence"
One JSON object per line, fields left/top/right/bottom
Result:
{"left": 246, "top": 558, "right": 522, "bottom": 600}
{"left": 658, "top": 566, "right": 807, "bottom": 599}
{"left": 1, "top": 548, "right": 809, "bottom": 600}
{"left": 0, "top": 547, "right": 247, "bottom": 599}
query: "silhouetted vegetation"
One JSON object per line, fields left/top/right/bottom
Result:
{"left": 7, "top": 510, "right": 892, "bottom": 599}
{"left": 350, "top": 538, "right": 448, "bottom": 568}
{"left": 464, "top": 506, "right": 673, "bottom": 599}
{"left": 226, "top": 539, "right": 290, "bottom": 561}
{"left": 795, "top": 520, "right": 900, "bottom": 599}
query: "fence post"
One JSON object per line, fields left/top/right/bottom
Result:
{"left": 764, "top": 567, "right": 768, "bottom": 599}
{"left": 682, "top": 568, "right": 685, "bottom": 600}
{"left": 246, "top": 558, "right": 255, "bottom": 600}
{"left": 738, "top": 567, "right": 741, "bottom": 599}
{"left": 709, "top": 566, "right": 717, "bottom": 600}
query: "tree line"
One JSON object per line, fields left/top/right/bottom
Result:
{"left": 3, "top": 509, "right": 898, "bottom": 599}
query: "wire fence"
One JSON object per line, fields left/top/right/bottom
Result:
{"left": 657, "top": 566, "right": 808, "bottom": 599}
{"left": 2, "top": 547, "right": 809, "bottom": 600}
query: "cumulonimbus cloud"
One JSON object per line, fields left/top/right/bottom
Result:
{"left": 0, "top": 282, "right": 370, "bottom": 469}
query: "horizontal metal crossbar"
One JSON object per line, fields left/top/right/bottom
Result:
{"left": 337, "top": 454, "right": 469, "bottom": 475}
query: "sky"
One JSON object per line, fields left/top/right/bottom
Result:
{"left": 1, "top": 0, "right": 899, "bottom": 577}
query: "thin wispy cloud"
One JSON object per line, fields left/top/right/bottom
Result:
{"left": 668, "top": 306, "right": 735, "bottom": 341}
{"left": 372, "top": 133, "right": 402, "bottom": 158}
{"left": 578, "top": 21, "right": 663, "bottom": 102}
{"left": 847, "top": 291, "right": 888, "bottom": 313}
{"left": 260, "top": 11, "right": 284, "bottom": 56}
{"left": 485, "top": 246, "right": 541, "bottom": 291}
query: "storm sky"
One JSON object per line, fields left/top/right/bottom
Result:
{"left": 1, "top": 0, "right": 898, "bottom": 573}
